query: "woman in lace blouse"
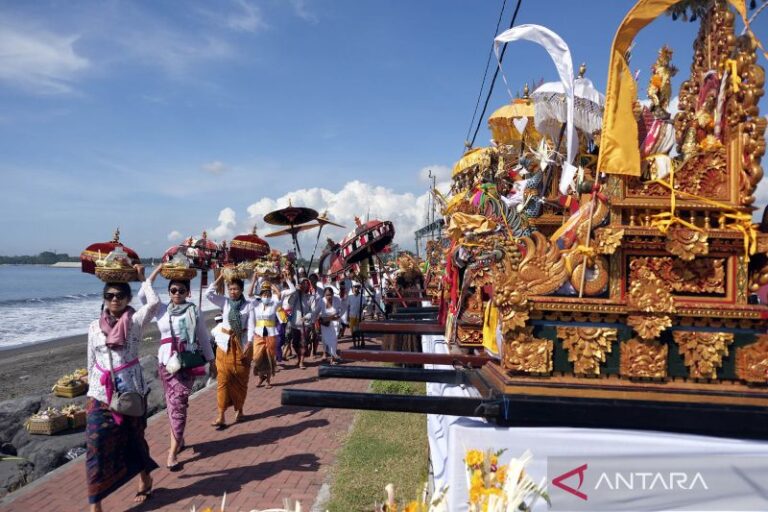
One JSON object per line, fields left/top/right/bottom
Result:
{"left": 85, "top": 264, "right": 161, "bottom": 511}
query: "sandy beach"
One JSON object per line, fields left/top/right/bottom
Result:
{"left": 0, "top": 311, "right": 219, "bottom": 402}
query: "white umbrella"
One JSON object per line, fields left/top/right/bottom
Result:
{"left": 531, "top": 73, "right": 604, "bottom": 140}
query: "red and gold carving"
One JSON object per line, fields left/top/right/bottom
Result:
{"left": 629, "top": 257, "right": 725, "bottom": 295}
{"left": 457, "top": 325, "right": 483, "bottom": 346}
{"left": 556, "top": 326, "right": 617, "bottom": 376}
{"left": 665, "top": 227, "right": 709, "bottom": 261}
{"left": 627, "top": 314, "right": 672, "bottom": 341}
{"left": 620, "top": 338, "right": 668, "bottom": 379}
{"left": 628, "top": 262, "right": 675, "bottom": 313}
{"left": 673, "top": 331, "right": 734, "bottom": 379}
{"left": 735, "top": 336, "right": 768, "bottom": 384}
{"left": 503, "top": 329, "right": 553, "bottom": 374}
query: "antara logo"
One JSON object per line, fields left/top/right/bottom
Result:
{"left": 552, "top": 463, "right": 589, "bottom": 501}
{"left": 595, "top": 472, "right": 709, "bottom": 491}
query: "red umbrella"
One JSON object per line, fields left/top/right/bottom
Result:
{"left": 80, "top": 228, "right": 140, "bottom": 275}
{"left": 229, "top": 225, "right": 270, "bottom": 263}
{"left": 339, "top": 218, "right": 395, "bottom": 264}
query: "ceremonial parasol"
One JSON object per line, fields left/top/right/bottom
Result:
{"left": 80, "top": 228, "right": 141, "bottom": 282}
{"left": 228, "top": 225, "right": 270, "bottom": 263}
{"left": 487, "top": 92, "right": 542, "bottom": 146}
{"left": 263, "top": 202, "right": 319, "bottom": 227}
{"left": 339, "top": 216, "right": 395, "bottom": 303}
{"left": 264, "top": 223, "right": 319, "bottom": 239}
{"left": 531, "top": 63, "right": 604, "bottom": 141}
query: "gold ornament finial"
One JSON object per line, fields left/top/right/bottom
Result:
{"left": 288, "top": 198, "right": 293, "bottom": 207}
{"left": 252, "top": 224, "right": 258, "bottom": 235}
{"left": 523, "top": 83, "right": 530, "bottom": 98}
{"left": 464, "top": 140, "right": 472, "bottom": 150}
{"left": 202, "top": 230, "right": 208, "bottom": 239}
{"left": 578, "top": 63, "right": 587, "bottom": 78}
{"left": 112, "top": 227, "right": 120, "bottom": 243}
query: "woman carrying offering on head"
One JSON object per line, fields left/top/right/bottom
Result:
{"left": 140, "top": 273, "right": 214, "bottom": 471}
{"left": 312, "top": 286, "right": 343, "bottom": 364}
{"left": 85, "top": 264, "right": 161, "bottom": 511}
{"left": 206, "top": 274, "right": 254, "bottom": 428}
{"left": 249, "top": 279, "right": 282, "bottom": 388}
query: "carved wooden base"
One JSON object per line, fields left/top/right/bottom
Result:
{"left": 556, "top": 326, "right": 616, "bottom": 376}
{"left": 673, "top": 331, "right": 734, "bottom": 379}
{"left": 619, "top": 338, "right": 668, "bottom": 379}
{"left": 503, "top": 329, "right": 553, "bottom": 375}
{"left": 736, "top": 337, "right": 768, "bottom": 384}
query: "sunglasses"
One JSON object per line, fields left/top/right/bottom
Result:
{"left": 169, "top": 287, "right": 188, "bottom": 295}
{"left": 104, "top": 292, "right": 128, "bottom": 301}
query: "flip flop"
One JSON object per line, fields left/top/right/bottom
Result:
{"left": 211, "top": 421, "right": 227, "bottom": 430}
{"left": 166, "top": 461, "right": 181, "bottom": 472}
{"left": 265, "top": 384, "right": 273, "bottom": 389}
{"left": 135, "top": 487, "right": 152, "bottom": 502}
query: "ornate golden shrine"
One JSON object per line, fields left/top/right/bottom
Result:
{"left": 440, "top": 0, "right": 768, "bottom": 410}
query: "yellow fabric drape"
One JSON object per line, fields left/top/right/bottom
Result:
{"left": 598, "top": 0, "right": 748, "bottom": 177}
{"left": 482, "top": 300, "right": 499, "bottom": 355}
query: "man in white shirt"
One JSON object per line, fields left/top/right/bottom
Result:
{"left": 347, "top": 282, "right": 365, "bottom": 348}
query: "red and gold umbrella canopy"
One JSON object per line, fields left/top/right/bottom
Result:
{"left": 80, "top": 229, "right": 140, "bottom": 275}
{"left": 229, "top": 225, "right": 270, "bottom": 263}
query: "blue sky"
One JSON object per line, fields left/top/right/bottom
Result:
{"left": 1, "top": 0, "right": 766, "bottom": 256}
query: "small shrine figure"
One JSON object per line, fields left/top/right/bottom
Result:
{"left": 647, "top": 45, "right": 678, "bottom": 119}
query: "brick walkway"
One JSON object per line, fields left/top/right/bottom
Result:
{"left": 1, "top": 339, "right": 376, "bottom": 512}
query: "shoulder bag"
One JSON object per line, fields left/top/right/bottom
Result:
{"left": 106, "top": 349, "right": 146, "bottom": 417}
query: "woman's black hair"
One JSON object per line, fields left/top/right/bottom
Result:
{"left": 168, "top": 279, "right": 191, "bottom": 291}
{"left": 103, "top": 282, "right": 133, "bottom": 298}
{"left": 228, "top": 278, "right": 245, "bottom": 289}
{"left": 324, "top": 286, "right": 335, "bottom": 294}
{"left": 101, "top": 282, "right": 132, "bottom": 311}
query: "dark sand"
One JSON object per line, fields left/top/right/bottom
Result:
{"left": 0, "top": 311, "right": 218, "bottom": 402}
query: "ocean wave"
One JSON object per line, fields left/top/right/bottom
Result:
{"left": 0, "top": 292, "right": 101, "bottom": 307}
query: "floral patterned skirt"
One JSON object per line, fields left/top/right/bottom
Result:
{"left": 85, "top": 398, "right": 158, "bottom": 504}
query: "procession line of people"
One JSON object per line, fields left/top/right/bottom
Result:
{"left": 84, "top": 264, "right": 379, "bottom": 512}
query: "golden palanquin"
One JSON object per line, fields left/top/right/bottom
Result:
{"left": 440, "top": 0, "right": 768, "bottom": 412}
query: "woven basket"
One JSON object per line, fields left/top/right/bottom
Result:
{"left": 95, "top": 267, "right": 138, "bottom": 283}
{"left": 66, "top": 410, "right": 87, "bottom": 429}
{"left": 53, "top": 381, "right": 88, "bottom": 398}
{"left": 160, "top": 266, "right": 197, "bottom": 281}
{"left": 222, "top": 266, "right": 249, "bottom": 282}
{"left": 26, "top": 415, "right": 69, "bottom": 435}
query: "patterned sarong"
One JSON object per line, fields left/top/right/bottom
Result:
{"left": 158, "top": 364, "right": 194, "bottom": 442}
{"left": 85, "top": 398, "right": 157, "bottom": 504}
{"left": 216, "top": 332, "right": 251, "bottom": 411}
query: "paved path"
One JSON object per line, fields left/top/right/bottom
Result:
{"left": 1, "top": 340, "right": 376, "bottom": 512}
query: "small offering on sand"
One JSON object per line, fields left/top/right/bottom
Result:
{"left": 25, "top": 408, "right": 69, "bottom": 436}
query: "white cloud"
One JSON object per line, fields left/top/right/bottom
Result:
{"left": 201, "top": 160, "right": 229, "bottom": 174}
{"left": 227, "top": 0, "right": 268, "bottom": 32}
{"left": 289, "top": 0, "right": 319, "bottom": 24}
{"left": 119, "top": 29, "right": 233, "bottom": 76}
{"left": 167, "top": 230, "right": 184, "bottom": 242}
{"left": 208, "top": 207, "right": 237, "bottom": 239}
{"left": 242, "top": 179, "right": 450, "bottom": 253}
{"left": 0, "top": 25, "right": 89, "bottom": 94}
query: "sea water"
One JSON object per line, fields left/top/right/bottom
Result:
{"left": 0, "top": 265, "right": 218, "bottom": 349}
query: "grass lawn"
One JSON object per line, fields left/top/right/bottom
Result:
{"left": 324, "top": 380, "right": 429, "bottom": 511}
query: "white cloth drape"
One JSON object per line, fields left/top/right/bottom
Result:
{"left": 494, "top": 24, "right": 577, "bottom": 194}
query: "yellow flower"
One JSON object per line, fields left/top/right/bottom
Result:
{"left": 465, "top": 449, "right": 484, "bottom": 468}
{"left": 489, "top": 455, "right": 498, "bottom": 467}
{"left": 404, "top": 501, "right": 421, "bottom": 512}
{"left": 496, "top": 465, "right": 507, "bottom": 484}
{"left": 471, "top": 468, "right": 484, "bottom": 489}
{"left": 469, "top": 484, "right": 483, "bottom": 503}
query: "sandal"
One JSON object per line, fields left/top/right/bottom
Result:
{"left": 265, "top": 384, "right": 273, "bottom": 389}
{"left": 211, "top": 421, "right": 227, "bottom": 430}
{"left": 135, "top": 481, "right": 153, "bottom": 503}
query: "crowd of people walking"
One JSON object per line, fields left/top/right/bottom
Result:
{"left": 84, "top": 263, "right": 387, "bottom": 511}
